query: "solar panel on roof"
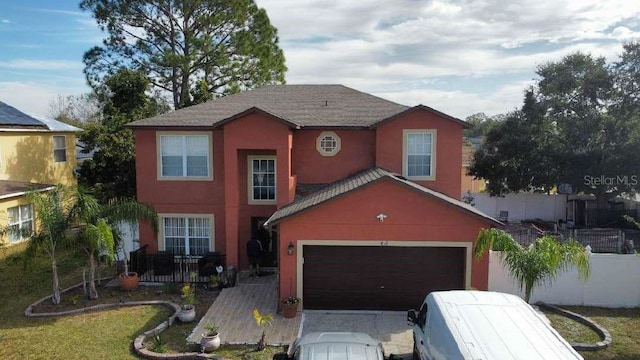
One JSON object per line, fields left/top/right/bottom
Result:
{"left": 0, "top": 101, "right": 48, "bottom": 128}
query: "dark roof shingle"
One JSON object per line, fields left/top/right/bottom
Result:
{"left": 129, "top": 85, "right": 411, "bottom": 128}
{"left": 0, "top": 180, "right": 54, "bottom": 199}
{"left": 264, "top": 167, "right": 500, "bottom": 226}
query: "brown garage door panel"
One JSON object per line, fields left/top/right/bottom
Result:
{"left": 303, "top": 245, "right": 465, "bottom": 310}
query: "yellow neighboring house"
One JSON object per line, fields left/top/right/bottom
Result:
{"left": 0, "top": 101, "right": 80, "bottom": 245}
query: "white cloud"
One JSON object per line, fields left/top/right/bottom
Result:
{"left": 1, "top": 19, "right": 10, "bottom": 24}
{"left": 0, "top": 82, "right": 86, "bottom": 118}
{"left": 256, "top": 0, "right": 640, "bottom": 116}
{"left": 0, "top": 59, "right": 82, "bottom": 71}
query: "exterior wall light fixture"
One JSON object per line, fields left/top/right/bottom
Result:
{"left": 287, "top": 242, "right": 295, "bottom": 256}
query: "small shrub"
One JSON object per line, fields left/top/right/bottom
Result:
{"left": 150, "top": 334, "right": 167, "bottom": 353}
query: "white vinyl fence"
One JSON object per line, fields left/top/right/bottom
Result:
{"left": 115, "top": 222, "right": 139, "bottom": 261}
{"left": 470, "top": 193, "right": 566, "bottom": 222}
{"left": 488, "top": 250, "right": 640, "bottom": 307}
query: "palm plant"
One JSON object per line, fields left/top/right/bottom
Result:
{"left": 85, "top": 197, "right": 158, "bottom": 278}
{"left": 27, "top": 185, "right": 83, "bottom": 304}
{"left": 77, "top": 196, "right": 158, "bottom": 297}
{"left": 78, "top": 219, "right": 115, "bottom": 299}
{"left": 27, "top": 185, "right": 158, "bottom": 303}
{"left": 252, "top": 308, "right": 273, "bottom": 351}
{"left": 474, "top": 228, "right": 590, "bottom": 303}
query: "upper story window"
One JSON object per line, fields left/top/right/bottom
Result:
{"left": 53, "top": 135, "right": 67, "bottom": 163}
{"left": 316, "top": 131, "right": 341, "bottom": 156}
{"left": 403, "top": 129, "right": 436, "bottom": 180}
{"left": 249, "top": 156, "right": 276, "bottom": 204}
{"left": 7, "top": 204, "right": 33, "bottom": 243}
{"left": 159, "top": 134, "right": 211, "bottom": 179}
{"left": 162, "top": 215, "right": 212, "bottom": 255}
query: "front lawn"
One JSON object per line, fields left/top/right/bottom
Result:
{"left": 0, "top": 244, "right": 284, "bottom": 359}
{"left": 546, "top": 306, "right": 640, "bottom": 360}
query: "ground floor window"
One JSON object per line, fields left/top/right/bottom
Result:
{"left": 162, "top": 216, "right": 212, "bottom": 255}
{"left": 7, "top": 204, "right": 33, "bottom": 243}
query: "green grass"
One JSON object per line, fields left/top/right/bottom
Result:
{"left": 546, "top": 306, "right": 640, "bottom": 360}
{"left": 0, "top": 244, "right": 284, "bottom": 359}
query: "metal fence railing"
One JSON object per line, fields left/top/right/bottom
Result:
{"left": 507, "top": 228, "right": 638, "bottom": 254}
{"left": 585, "top": 208, "right": 637, "bottom": 227}
{"left": 129, "top": 245, "right": 225, "bottom": 283}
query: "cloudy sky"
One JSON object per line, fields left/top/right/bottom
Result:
{"left": 0, "top": 0, "right": 639, "bottom": 119}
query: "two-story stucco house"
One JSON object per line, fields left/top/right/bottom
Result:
{"left": 129, "top": 85, "right": 499, "bottom": 311}
{"left": 0, "top": 101, "right": 80, "bottom": 245}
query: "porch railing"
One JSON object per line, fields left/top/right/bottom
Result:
{"left": 129, "top": 245, "right": 225, "bottom": 283}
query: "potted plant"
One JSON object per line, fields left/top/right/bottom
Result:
{"left": 177, "top": 283, "right": 196, "bottom": 322}
{"left": 206, "top": 275, "right": 219, "bottom": 291}
{"left": 117, "top": 238, "right": 139, "bottom": 290}
{"left": 281, "top": 296, "right": 300, "bottom": 318}
{"left": 200, "top": 323, "right": 221, "bottom": 352}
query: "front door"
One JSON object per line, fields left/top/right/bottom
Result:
{"left": 251, "top": 217, "right": 278, "bottom": 267}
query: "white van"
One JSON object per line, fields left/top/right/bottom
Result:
{"left": 407, "top": 291, "right": 583, "bottom": 360}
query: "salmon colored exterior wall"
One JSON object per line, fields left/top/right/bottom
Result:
{"left": 277, "top": 179, "right": 491, "bottom": 302}
{"left": 375, "top": 109, "right": 463, "bottom": 198}
{"left": 134, "top": 106, "right": 480, "bottom": 291}
{"left": 137, "top": 113, "right": 295, "bottom": 268}
{"left": 135, "top": 128, "right": 226, "bottom": 254}
{"left": 292, "top": 129, "right": 376, "bottom": 183}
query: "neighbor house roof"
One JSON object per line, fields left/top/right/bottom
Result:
{"left": 264, "top": 167, "right": 501, "bottom": 226}
{"left": 0, "top": 180, "right": 54, "bottom": 200}
{"left": 29, "top": 114, "right": 81, "bottom": 132}
{"left": 0, "top": 101, "right": 81, "bottom": 132}
{"left": 0, "top": 102, "right": 48, "bottom": 129}
{"left": 128, "top": 85, "right": 467, "bottom": 128}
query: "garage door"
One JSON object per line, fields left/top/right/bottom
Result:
{"left": 303, "top": 245, "right": 465, "bottom": 310}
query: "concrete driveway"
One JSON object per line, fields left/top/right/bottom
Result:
{"left": 300, "top": 310, "right": 414, "bottom": 359}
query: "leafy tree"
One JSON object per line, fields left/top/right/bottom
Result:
{"left": 469, "top": 46, "right": 640, "bottom": 201}
{"left": 470, "top": 90, "right": 560, "bottom": 195}
{"left": 48, "top": 93, "right": 102, "bottom": 126}
{"left": 78, "top": 69, "right": 168, "bottom": 202}
{"left": 474, "top": 228, "right": 590, "bottom": 303}
{"left": 80, "top": 0, "right": 287, "bottom": 110}
{"left": 463, "top": 112, "right": 505, "bottom": 138}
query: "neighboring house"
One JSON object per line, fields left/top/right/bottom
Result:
{"left": 129, "top": 85, "right": 500, "bottom": 310}
{"left": 0, "top": 101, "right": 80, "bottom": 245}
{"left": 461, "top": 138, "right": 485, "bottom": 193}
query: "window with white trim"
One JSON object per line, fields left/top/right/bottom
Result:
{"left": 160, "top": 135, "right": 210, "bottom": 178}
{"left": 316, "top": 131, "right": 341, "bottom": 156}
{"left": 53, "top": 135, "right": 67, "bottom": 163}
{"left": 7, "top": 204, "right": 33, "bottom": 243}
{"left": 249, "top": 156, "right": 276, "bottom": 202}
{"left": 404, "top": 130, "right": 435, "bottom": 179}
{"left": 163, "top": 216, "right": 212, "bottom": 255}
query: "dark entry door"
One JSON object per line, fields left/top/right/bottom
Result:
{"left": 303, "top": 245, "right": 465, "bottom": 310}
{"left": 251, "top": 217, "right": 277, "bottom": 267}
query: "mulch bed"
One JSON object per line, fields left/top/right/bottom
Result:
{"left": 30, "top": 281, "right": 218, "bottom": 314}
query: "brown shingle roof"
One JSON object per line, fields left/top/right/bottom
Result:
{"left": 0, "top": 180, "right": 54, "bottom": 199}
{"left": 263, "top": 167, "right": 501, "bottom": 226}
{"left": 129, "top": 85, "right": 411, "bottom": 128}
